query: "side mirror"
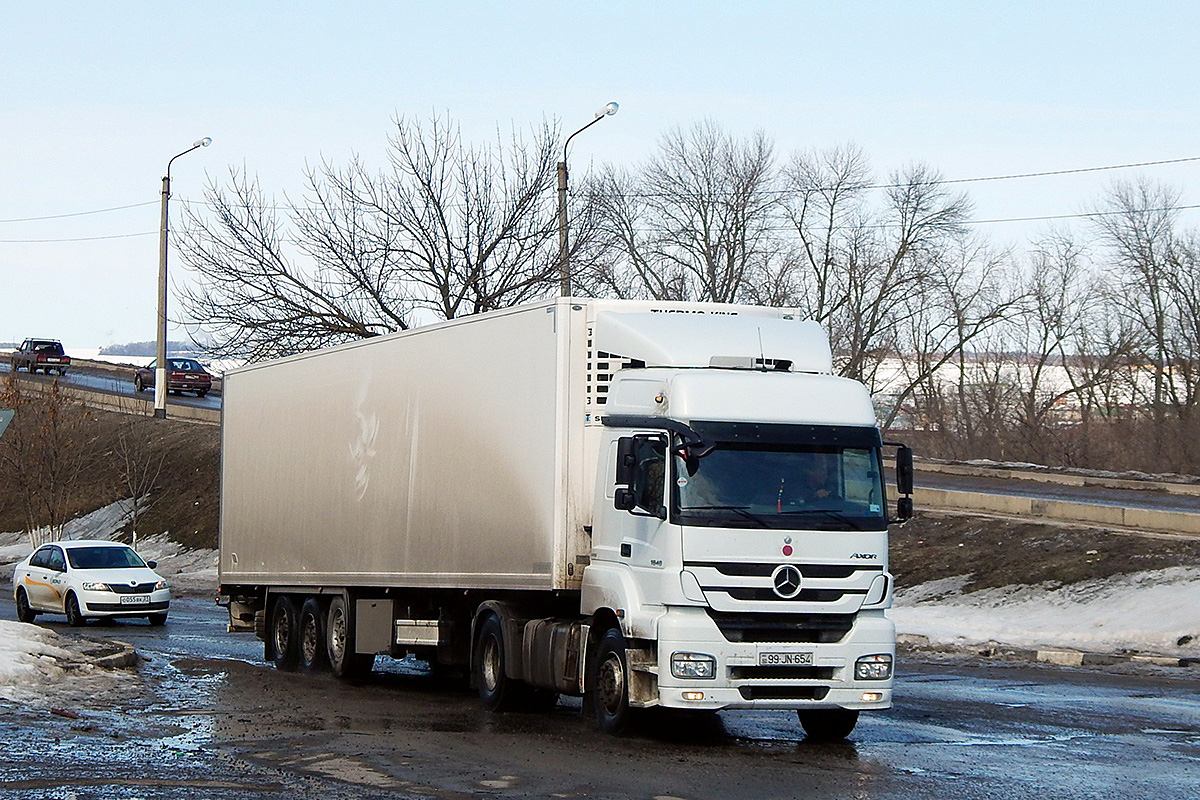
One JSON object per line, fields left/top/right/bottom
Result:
{"left": 146, "top": 560, "right": 158, "bottom": 569}
{"left": 614, "top": 487, "right": 636, "bottom": 511}
{"left": 895, "top": 496, "right": 913, "bottom": 523}
{"left": 615, "top": 437, "right": 637, "bottom": 486}
{"left": 895, "top": 445, "right": 913, "bottom": 495}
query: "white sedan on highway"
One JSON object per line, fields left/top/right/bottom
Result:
{"left": 13, "top": 539, "right": 170, "bottom": 626}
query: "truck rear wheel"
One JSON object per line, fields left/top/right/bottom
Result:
{"left": 797, "top": 708, "right": 859, "bottom": 741}
{"left": 475, "top": 614, "right": 522, "bottom": 711}
{"left": 267, "top": 595, "right": 300, "bottom": 671}
{"left": 299, "top": 598, "right": 328, "bottom": 672}
{"left": 591, "top": 628, "right": 631, "bottom": 734}
{"left": 325, "top": 595, "right": 373, "bottom": 680}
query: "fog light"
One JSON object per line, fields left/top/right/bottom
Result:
{"left": 861, "top": 692, "right": 884, "bottom": 702}
{"left": 682, "top": 691, "right": 705, "bottom": 701}
{"left": 855, "top": 653, "right": 893, "bottom": 680}
{"left": 671, "top": 652, "right": 716, "bottom": 679}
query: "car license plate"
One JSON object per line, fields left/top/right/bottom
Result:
{"left": 759, "top": 651, "right": 813, "bottom": 666}
{"left": 119, "top": 595, "right": 150, "bottom": 605}
{"left": 46, "top": 358, "right": 61, "bottom": 363}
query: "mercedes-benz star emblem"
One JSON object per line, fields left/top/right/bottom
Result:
{"left": 771, "top": 564, "right": 803, "bottom": 599}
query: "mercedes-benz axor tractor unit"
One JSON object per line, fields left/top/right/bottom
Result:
{"left": 217, "top": 297, "right": 913, "bottom": 739}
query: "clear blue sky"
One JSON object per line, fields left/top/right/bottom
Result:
{"left": 3, "top": 1, "right": 1198, "bottom": 348}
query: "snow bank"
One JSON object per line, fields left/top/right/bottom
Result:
{"left": 892, "top": 566, "right": 1200, "bottom": 658}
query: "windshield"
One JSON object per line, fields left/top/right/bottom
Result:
{"left": 67, "top": 546, "right": 147, "bottom": 570}
{"left": 674, "top": 437, "right": 887, "bottom": 531}
{"left": 168, "top": 359, "right": 203, "bottom": 371}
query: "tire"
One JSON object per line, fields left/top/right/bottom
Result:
{"left": 299, "top": 598, "right": 328, "bottom": 672}
{"left": 64, "top": 593, "right": 87, "bottom": 627}
{"left": 591, "top": 627, "right": 632, "bottom": 734}
{"left": 134, "top": 375, "right": 144, "bottom": 392}
{"left": 475, "top": 614, "right": 521, "bottom": 712}
{"left": 325, "top": 595, "right": 373, "bottom": 680}
{"left": 196, "top": 390, "right": 208, "bottom": 397}
{"left": 15, "top": 588, "right": 37, "bottom": 623}
{"left": 797, "top": 708, "right": 859, "bottom": 741}
{"left": 148, "top": 612, "right": 168, "bottom": 626}
{"left": 267, "top": 595, "right": 300, "bottom": 671}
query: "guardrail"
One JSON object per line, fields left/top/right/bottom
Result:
{"left": 914, "top": 486, "right": 1200, "bottom": 538}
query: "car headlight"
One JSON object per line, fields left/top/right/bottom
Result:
{"left": 855, "top": 653, "right": 893, "bottom": 680}
{"left": 154, "top": 580, "right": 169, "bottom": 590}
{"left": 80, "top": 582, "right": 111, "bottom": 591}
{"left": 671, "top": 652, "right": 716, "bottom": 679}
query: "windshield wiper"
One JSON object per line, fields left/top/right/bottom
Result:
{"left": 776, "top": 508, "right": 869, "bottom": 531}
{"left": 680, "top": 505, "right": 770, "bottom": 527}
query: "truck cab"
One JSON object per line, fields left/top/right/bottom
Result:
{"left": 578, "top": 311, "right": 910, "bottom": 737}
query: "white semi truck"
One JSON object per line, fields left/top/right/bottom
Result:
{"left": 217, "top": 297, "right": 913, "bottom": 739}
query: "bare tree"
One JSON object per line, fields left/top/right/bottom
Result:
{"left": 111, "top": 404, "right": 167, "bottom": 548}
{"left": 580, "top": 121, "right": 779, "bottom": 302}
{"left": 0, "top": 376, "right": 101, "bottom": 548}
{"left": 177, "top": 114, "right": 562, "bottom": 361}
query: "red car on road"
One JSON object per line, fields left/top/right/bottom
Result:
{"left": 133, "top": 358, "right": 213, "bottom": 397}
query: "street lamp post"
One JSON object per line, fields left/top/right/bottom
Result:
{"left": 558, "top": 102, "right": 618, "bottom": 297}
{"left": 155, "top": 137, "right": 211, "bottom": 419}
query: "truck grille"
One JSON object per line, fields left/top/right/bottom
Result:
{"left": 738, "top": 685, "right": 829, "bottom": 701}
{"left": 729, "top": 666, "right": 836, "bottom": 680}
{"left": 706, "top": 611, "right": 854, "bottom": 643}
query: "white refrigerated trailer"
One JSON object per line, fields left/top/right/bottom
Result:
{"left": 218, "top": 297, "right": 912, "bottom": 738}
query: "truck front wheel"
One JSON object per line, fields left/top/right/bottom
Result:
{"left": 797, "top": 708, "right": 859, "bottom": 741}
{"left": 592, "top": 628, "right": 631, "bottom": 734}
{"left": 267, "top": 595, "right": 300, "bottom": 671}
{"left": 325, "top": 595, "right": 373, "bottom": 680}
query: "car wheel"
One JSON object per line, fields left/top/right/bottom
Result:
{"left": 148, "top": 612, "right": 168, "bottom": 626}
{"left": 325, "top": 595, "right": 373, "bottom": 680}
{"left": 134, "top": 375, "right": 143, "bottom": 392}
{"left": 267, "top": 595, "right": 300, "bottom": 671}
{"left": 196, "top": 390, "right": 208, "bottom": 397}
{"left": 15, "top": 588, "right": 37, "bottom": 623}
{"left": 64, "top": 593, "right": 87, "bottom": 627}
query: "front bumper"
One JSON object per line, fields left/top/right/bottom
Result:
{"left": 81, "top": 589, "right": 171, "bottom": 617}
{"left": 651, "top": 606, "right": 894, "bottom": 711}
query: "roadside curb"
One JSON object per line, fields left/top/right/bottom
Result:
{"left": 898, "top": 635, "right": 1199, "bottom": 669}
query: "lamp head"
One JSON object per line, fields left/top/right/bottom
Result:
{"left": 595, "top": 101, "right": 619, "bottom": 119}
{"left": 194, "top": 137, "right": 212, "bottom": 148}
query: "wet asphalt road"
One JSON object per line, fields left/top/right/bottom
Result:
{"left": 2, "top": 594, "right": 1198, "bottom": 799}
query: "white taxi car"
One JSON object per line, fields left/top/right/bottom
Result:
{"left": 13, "top": 540, "right": 170, "bottom": 626}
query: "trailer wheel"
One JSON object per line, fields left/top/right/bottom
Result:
{"left": 299, "top": 598, "right": 328, "bottom": 672}
{"left": 267, "top": 595, "right": 300, "bottom": 671}
{"left": 797, "top": 708, "right": 859, "bottom": 741}
{"left": 591, "top": 628, "right": 631, "bottom": 734}
{"left": 326, "top": 595, "right": 373, "bottom": 680}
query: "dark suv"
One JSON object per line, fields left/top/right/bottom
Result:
{"left": 10, "top": 339, "right": 71, "bottom": 375}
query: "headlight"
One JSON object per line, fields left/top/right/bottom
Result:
{"left": 80, "top": 582, "right": 111, "bottom": 591}
{"left": 855, "top": 653, "right": 893, "bottom": 680}
{"left": 154, "top": 580, "right": 169, "bottom": 590}
{"left": 671, "top": 652, "right": 716, "bottom": 679}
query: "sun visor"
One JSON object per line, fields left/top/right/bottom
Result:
{"left": 592, "top": 311, "right": 833, "bottom": 373}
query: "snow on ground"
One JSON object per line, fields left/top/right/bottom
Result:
{"left": 1, "top": 502, "right": 1198, "bottom": 703}
{"left": 892, "top": 568, "right": 1200, "bottom": 659}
